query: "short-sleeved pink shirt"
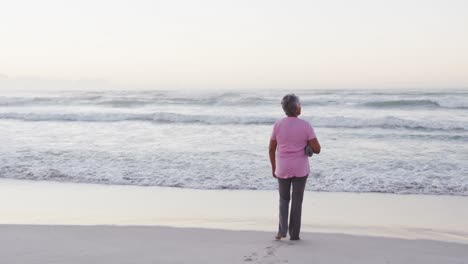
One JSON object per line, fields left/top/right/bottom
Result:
{"left": 270, "top": 117, "right": 316, "bottom": 179}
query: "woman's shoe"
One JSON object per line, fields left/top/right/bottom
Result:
{"left": 275, "top": 234, "right": 286, "bottom": 240}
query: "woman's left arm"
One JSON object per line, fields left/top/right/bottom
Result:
{"left": 308, "top": 138, "right": 321, "bottom": 154}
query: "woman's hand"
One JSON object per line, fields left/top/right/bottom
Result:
{"left": 272, "top": 169, "right": 277, "bottom": 178}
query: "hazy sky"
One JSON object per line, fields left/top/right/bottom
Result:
{"left": 0, "top": 0, "right": 467, "bottom": 90}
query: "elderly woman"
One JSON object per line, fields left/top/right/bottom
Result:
{"left": 269, "top": 94, "right": 321, "bottom": 241}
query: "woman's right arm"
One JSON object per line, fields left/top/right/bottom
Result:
{"left": 269, "top": 139, "right": 277, "bottom": 178}
{"left": 308, "top": 138, "right": 321, "bottom": 154}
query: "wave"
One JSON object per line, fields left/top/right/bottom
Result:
{"left": 1, "top": 111, "right": 466, "bottom": 131}
{"left": 361, "top": 100, "right": 441, "bottom": 108}
{"left": 0, "top": 95, "right": 104, "bottom": 106}
{"left": 1, "top": 167, "right": 466, "bottom": 196}
{"left": 0, "top": 112, "right": 277, "bottom": 125}
{"left": 361, "top": 99, "right": 468, "bottom": 109}
{"left": 0, "top": 95, "right": 276, "bottom": 107}
{"left": 311, "top": 116, "right": 467, "bottom": 131}
{"left": 2, "top": 92, "right": 468, "bottom": 109}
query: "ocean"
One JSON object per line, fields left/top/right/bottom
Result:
{"left": 1, "top": 89, "right": 467, "bottom": 196}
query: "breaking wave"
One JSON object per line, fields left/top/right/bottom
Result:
{"left": 1, "top": 111, "right": 466, "bottom": 131}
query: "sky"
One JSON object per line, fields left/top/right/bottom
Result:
{"left": 0, "top": 0, "right": 467, "bottom": 90}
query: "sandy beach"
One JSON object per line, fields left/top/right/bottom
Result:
{"left": 2, "top": 225, "right": 468, "bottom": 264}
{"left": 1, "top": 179, "right": 467, "bottom": 263}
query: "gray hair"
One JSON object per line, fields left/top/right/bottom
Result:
{"left": 281, "top": 94, "right": 300, "bottom": 116}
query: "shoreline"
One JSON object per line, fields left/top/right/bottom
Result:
{"left": 1, "top": 179, "right": 467, "bottom": 244}
{"left": 4, "top": 175, "right": 468, "bottom": 197}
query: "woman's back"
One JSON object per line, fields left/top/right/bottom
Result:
{"left": 271, "top": 116, "right": 316, "bottom": 178}
{"left": 273, "top": 117, "right": 314, "bottom": 156}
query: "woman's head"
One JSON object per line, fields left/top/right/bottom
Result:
{"left": 281, "top": 94, "right": 301, "bottom": 117}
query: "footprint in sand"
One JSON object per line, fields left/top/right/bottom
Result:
{"left": 243, "top": 252, "right": 258, "bottom": 262}
{"left": 265, "top": 245, "right": 276, "bottom": 256}
{"left": 243, "top": 242, "right": 286, "bottom": 263}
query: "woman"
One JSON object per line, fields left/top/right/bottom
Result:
{"left": 269, "top": 94, "right": 321, "bottom": 241}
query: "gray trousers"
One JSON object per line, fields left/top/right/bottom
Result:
{"left": 277, "top": 176, "right": 308, "bottom": 239}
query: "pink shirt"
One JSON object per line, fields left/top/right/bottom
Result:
{"left": 270, "top": 117, "right": 316, "bottom": 179}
